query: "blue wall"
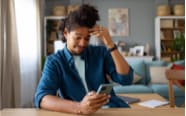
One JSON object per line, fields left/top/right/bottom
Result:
{"left": 88, "top": 0, "right": 156, "bottom": 54}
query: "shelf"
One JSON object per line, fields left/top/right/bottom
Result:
{"left": 161, "top": 39, "right": 174, "bottom": 41}
{"left": 161, "top": 51, "right": 182, "bottom": 54}
{"left": 160, "top": 27, "right": 184, "bottom": 30}
{"left": 155, "top": 16, "right": 185, "bottom": 62}
{"left": 44, "top": 16, "right": 66, "bottom": 20}
{"left": 44, "top": 16, "right": 66, "bottom": 56}
{"left": 156, "top": 16, "right": 185, "bottom": 19}
{"left": 125, "top": 56, "right": 154, "bottom": 62}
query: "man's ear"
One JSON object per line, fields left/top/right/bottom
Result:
{"left": 63, "top": 28, "right": 68, "bottom": 39}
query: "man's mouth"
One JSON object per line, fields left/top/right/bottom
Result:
{"left": 77, "top": 46, "right": 86, "bottom": 50}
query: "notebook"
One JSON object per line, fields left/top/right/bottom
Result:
{"left": 138, "top": 99, "right": 169, "bottom": 108}
{"left": 118, "top": 95, "right": 140, "bottom": 104}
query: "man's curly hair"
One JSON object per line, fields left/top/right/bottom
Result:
{"left": 60, "top": 4, "right": 100, "bottom": 42}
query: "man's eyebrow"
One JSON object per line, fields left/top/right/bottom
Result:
{"left": 75, "top": 33, "right": 82, "bottom": 36}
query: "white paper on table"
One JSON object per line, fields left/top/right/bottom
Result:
{"left": 138, "top": 99, "right": 169, "bottom": 108}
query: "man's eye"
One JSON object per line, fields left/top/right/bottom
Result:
{"left": 85, "top": 37, "right": 90, "bottom": 41}
{"left": 75, "top": 37, "right": 81, "bottom": 40}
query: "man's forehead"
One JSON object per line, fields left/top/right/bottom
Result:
{"left": 74, "top": 31, "right": 90, "bottom": 37}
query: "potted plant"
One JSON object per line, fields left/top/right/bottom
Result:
{"left": 173, "top": 32, "right": 185, "bottom": 60}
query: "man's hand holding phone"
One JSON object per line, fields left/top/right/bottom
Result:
{"left": 79, "top": 90, "right": 110, "bottom": 115}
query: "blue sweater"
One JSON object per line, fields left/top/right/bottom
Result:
{"left": 35, "top": 45, "right": 133, "bottom": 108}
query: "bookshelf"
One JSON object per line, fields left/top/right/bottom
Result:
{"left": 155, "top": 16, "right": 185, "bottom": 62}
{"left": 44, "top": 16, "right": 66, "bottom": 56}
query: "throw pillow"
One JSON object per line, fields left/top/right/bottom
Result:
{"left": 127, "top": 60, "right": 146, "bottom": 84}
{"left": 145, "top": 61, "right": 168, "bottom": 84}
{"left": 171, "top": 64, "right": 185, "bottom": 86}
{"left": 133, "top": 72, "right": 142, "bottom": 84}
{"left": 150, "top": 66, "right": 168, "bottom": 84}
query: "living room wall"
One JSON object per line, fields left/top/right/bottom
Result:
{"left": 88, "top": 0, "right": 156, "bottom": 54}
{"left": 43, "top": 0, "right": 184, "bottom": 56}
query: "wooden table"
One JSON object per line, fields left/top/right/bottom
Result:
{"left": 119, "top": 93, "right": 170, "bottom": 109}
{"left": 1, "top": 108, "right": 184, "bottom": 116}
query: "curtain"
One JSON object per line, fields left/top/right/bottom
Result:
{"left": 0, "top": 0, "right": 2, "bottom": 109}
{"left": 0, "top": 0, "right": 21, "bottom": 109}
{"left": 14, "top": 0, "right": 41, "bottom": 107}
{"left": 0, "top": 0, "right": 41, "bottom": 109}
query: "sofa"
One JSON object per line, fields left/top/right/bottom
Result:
{"left": 113, "top": 59, "right": 185, "bottom": 107}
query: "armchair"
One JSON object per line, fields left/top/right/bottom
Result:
{"left": 165, "top": 69, "right": 185, "bottom": 107}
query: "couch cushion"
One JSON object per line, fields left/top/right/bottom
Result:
{"left": 149, "top": 84, "right": 185, "bottom": 97}
{"left": 127, "top": 60, "right": 146, "bottom": 84}
{"left": 114, "top": 85, "right": 153, "bottom": 93}
{"left": 150, "top": 66, "right": 168, "bottom": 84}
{"left": 133, "top": 72, "right": 142, "bottom": 84}
{"left": 145, "top": 61, "right": 168, "bottom": 84}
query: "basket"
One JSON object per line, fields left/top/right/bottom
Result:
{"left": 67, "top": 5, "right": 79, "bottom": 14}
{"left": 53, "top": 6, "right": 66, "bottom": 16}
{"left": 157, "top": 5, "right": 171, "bottom": 16}
{"left": 173, "top": 4, "right": 185, "bottom": 16}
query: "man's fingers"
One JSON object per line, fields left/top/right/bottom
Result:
{"left": 90, "top": 98, "right": 109, "bottom": 109}
{"left": 87, "top": 91, "right": 96, "bottom": 96}
{"left": 87, "top": 93, "right": 108, "bottom": 101}
{"left": 87, "top": 95, "right": 110, "bottom": 108}
{"left": 94, "top": 96, "right": 109, "bottom": 105}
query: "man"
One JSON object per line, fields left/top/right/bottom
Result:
{"left": 35, "top": 4, "right": 133, "bottom": 115}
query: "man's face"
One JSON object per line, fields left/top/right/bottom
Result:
{"left": 65, "top": 27, "right": 90, "bottom": 55}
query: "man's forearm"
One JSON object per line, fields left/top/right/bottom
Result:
{"left": 110, "top": 48, "right": 130, "bottom": 74}
{"left": 103, "top": 37, "right": 129, "bottom": 75}
{"left": 40, "top": 95, "right": 80, "bottom": 114}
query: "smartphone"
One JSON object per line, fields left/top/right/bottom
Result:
{"left": 96, "top": 83, "right": 114, "bottom": 95}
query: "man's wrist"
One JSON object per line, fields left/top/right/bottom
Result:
{"left": 108, "top": 44, "right": 117, "bottom": 52}
{"left": 104, "top": 38, "right": 114, "bottom": 48}
{"left": 75, "top": 103, "right": 82, "bottom": 114}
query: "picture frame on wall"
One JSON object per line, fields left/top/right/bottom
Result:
{"left": 108, "top": 8, "right": 129, "bottom": 36}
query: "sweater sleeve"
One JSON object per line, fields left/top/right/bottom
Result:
{"left": 104, "top": 48, "right": 134, "bottom": 85}
{"left": 34, "top": 56, "right": 61, "bottom": 108}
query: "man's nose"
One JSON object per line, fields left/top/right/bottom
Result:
{"left": 79, "top": 39, "right": 88, "bottom": 46}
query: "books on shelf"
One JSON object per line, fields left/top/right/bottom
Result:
{"left": 160, "top": 19, "right": 173, "bottom": 28}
